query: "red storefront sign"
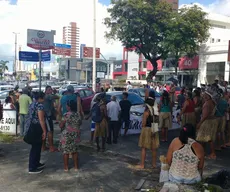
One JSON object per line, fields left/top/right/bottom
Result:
{"left": 179, "top": 56, "right": 199, "bottom": 70}
{"left": 147, "top": 60, "right": 163, "bottom": 71}
{"left": 83, "top": 47, "right": 100, "bottom": 58}
{"left": 52, "top": 47, "right": 71, "bottom": 56}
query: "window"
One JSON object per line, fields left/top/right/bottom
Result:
{"left": 217, "top": 39, "right": 221, "bottom": 42}
{"left": 211, "top": 38, "right": 215, "bottom": 43}
{"left": 143, "top": 61, "right": 147, "bottom": 68}
{"left": 78, "top": 90, "right": 85, "bottom": 98}
{"left": 84, "top": 89, "right": 94, "bottom": 97}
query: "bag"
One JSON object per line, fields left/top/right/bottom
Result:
{"left": 159, "top": 163, "right": 169, "bottom": 183}
{"left": 91, "top": 103, "right": 103, "bottom": 123}
{"left": 23, "top": 123, "right": 43, "bottom": 144}
{"left": 151, "top": 122, "right": 159, "bottom": 134}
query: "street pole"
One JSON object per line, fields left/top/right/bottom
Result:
{"left": 13, "top": 32, "right": 19, "bottom": 76}
{"left": 92, "top": 0, "right": 96, "bottom": 92}
{"left": 85, "top": 66, "right": 88, "bottom": 84}
{"left": 39, "top": 50, "right": 42, "bottom": 92}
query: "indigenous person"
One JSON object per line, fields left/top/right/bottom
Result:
{"left": 136, "top": 91, "right": 159, "bottom": 169}
{"left": 167, "top": 124, "right": 204, "bottom": 184}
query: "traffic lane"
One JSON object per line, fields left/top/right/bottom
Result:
{"left": 0, "top": 141, "right": 142, "bottom": 192}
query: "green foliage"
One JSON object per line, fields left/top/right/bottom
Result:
{"left": 0, "top": 133, "right": 14, "bottom": 143}
{"left": 104, "top": 0, "right": 210, "bottom": 80}
{"left": 0, "top": 60, "right": 9, "bottom": 80}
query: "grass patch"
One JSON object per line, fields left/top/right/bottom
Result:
{"left": 0, "top": 133, "right": 14, "bottom": 143}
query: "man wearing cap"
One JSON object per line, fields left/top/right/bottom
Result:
{"left": 19, "top": 88, "right": 32, "bottom": 136}
{"left": 42, "top": 86, "right": 60, "bottom": 152}
{"left": 59, "top": 85, "right": 83, "bottom": 118}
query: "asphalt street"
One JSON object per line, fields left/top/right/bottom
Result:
{"left": 0, "top": 119, "right": 229, "bottom": 192}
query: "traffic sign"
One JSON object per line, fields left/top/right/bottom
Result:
{"left": 19, "top": 51, "right": 51, "bottom": 62}
{"left": 54, "top": 43, "right": 71, "bottom": 49}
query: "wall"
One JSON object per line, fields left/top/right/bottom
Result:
{"left": 127, "top": 52, "right": 139, "bottom": 80}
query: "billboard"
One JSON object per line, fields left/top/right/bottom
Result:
{"left": 27, "top": 29, "right": 54, "bottom": 50}
{"left": 52, "top": 43, "right": 71, "bottom": 56}
{"left": 113, "top": 61, "right": 122, "bottom": 72}
{"left": 83, "top": 47, "right": 100, "bottom": 58}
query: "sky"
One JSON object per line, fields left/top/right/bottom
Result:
{"left": 0, "top": 0, "right": 230, "bottom": 71}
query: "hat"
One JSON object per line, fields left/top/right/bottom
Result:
{"left": 67, "top": 85, "right": 74, "bottom": 93}
{"left": 205, "top": 85, "right": 221, "bottom": 103}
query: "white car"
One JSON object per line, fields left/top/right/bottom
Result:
{"left": 59, "top": 84, "right": 87, "bottom": 95}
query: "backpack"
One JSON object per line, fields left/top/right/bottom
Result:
{"left": 91, "top": 103, "right": 103, "bottom": 123}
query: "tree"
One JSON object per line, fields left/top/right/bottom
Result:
{"left": 0, "top": 60, "right": 9, "bottom": 79}
{"left": 165, "top": 5, "right": 210, "bottom": 76}
{"left": 104, "top": 0, "right": 174, "bottom": 81}
{"left": 104, "top": 0, "right": 210, "bottom": 80}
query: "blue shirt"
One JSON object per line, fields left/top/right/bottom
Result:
{"left": 60, "top": 94, "right": 77, "bottom": 115}
{"left": 215, "top": 99, "right": 228, "bottom": 117}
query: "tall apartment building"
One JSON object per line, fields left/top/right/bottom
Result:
{"left": 162, "top": 0, "right": 179, "bottom": 10}
{"left": 63, "top": 22, "right": 80, "bottom": 58}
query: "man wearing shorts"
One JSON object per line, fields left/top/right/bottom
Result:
{"left": 43, "top": 86, "right": 59, "bottom": 152}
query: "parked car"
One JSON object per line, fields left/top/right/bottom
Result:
{"left": 59, "top": 84, "right": 87, "bottom": 95}
{"left": 0, "top": 90, "right": 10, "bottom": 104}
{"left": 128, "top": 88, "right": 161, "bottom": 104}
{"left": 75, "top": 88, "right": 95, "bottom": 112}
{"left": 91, "top": 91, "right": 145, "bottom": 133}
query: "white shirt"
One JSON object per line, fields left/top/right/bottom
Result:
{"left": 126, "top": 84, "right": 132, "bottom": 91}
{"left": 107, "top": 101, "right": 121, "bottom": 121}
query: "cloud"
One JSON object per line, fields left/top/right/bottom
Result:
{"left": 0, "top": 0, "right": 122, "bottom": 67}
{"left": 208, "top": 0, "right": 230, "bottom": 16}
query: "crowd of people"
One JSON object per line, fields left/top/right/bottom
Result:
{"left": 1, "top": 80, "right": 230, "bottom": 186}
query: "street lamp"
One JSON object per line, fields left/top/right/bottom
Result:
{"left": 13, "top": 32, "right": 20, "bottom": 75}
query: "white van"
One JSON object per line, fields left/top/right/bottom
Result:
{"left": 0, "top": 85, "right": 14, "bottom": 91}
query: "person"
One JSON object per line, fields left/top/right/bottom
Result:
{"left": 193, "top": 89, "right": 203, "bottom": 123}
{"left": 59, "top": 100, "right": 82, "bottom": 172}
{"left": 42, "top": 86, "right": 59, "bottom": 152}
{"left": 107, "top": 96, "right": 121, "bottom": 144}
{"left": 24, "top": 92, "right": 47, "bottom": 174}
{"left": 3, "top": 96, "right": 15, "bottom": 109}
{"left": 196, "top": 86, "right": 219, "bottom": 159}
{"left": 167, "top": 124, "right": 204, "bottom": 184}
{"left": 136, "top": 90, "right": 159, "bottom": 169}
{"left": 179, "top": 91, "right": 196, "bottom": 128}
{"left": 86, "top": 94, "right": 108, "bottom": 152}
{"left": 53, "top": 88, "right": 60, "bottom": 124}
{"left": 159, "top": 91, "right": 172, "bottom": 142}
{"left": 59, "top": 85, "right": 83, "bottom": 118}
{"left": 169, "top": 83, "right": 176, "bottom": 107}
{"left": 215, "top": 88, "right": 228, "bottom": 150}
{"left": 19, "top": 88, "right": 32, "bottom": 136}
{"left": 119, "top": 92, "right": 131, "bottom": 135}
{"left": 176, "top": 87, "right": 185, "bottom": 110}
{"left": 126, "top": 81, "right": 132, "bottom": 91}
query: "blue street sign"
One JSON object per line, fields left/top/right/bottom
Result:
{"left": 19, "top": 51, "right": 51, "bottom": 62}
{"left": 54, "top": 43, "right": 71, "bottom": 49}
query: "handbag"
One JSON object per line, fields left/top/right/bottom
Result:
{"left": 23, "top": 123, "right": 43, "bottom": 144}
{"left": 23, "top": 105, "right": 43, "bottom": 145}
{"left": 159, "top": 163, "right": 169, "bottom": 183}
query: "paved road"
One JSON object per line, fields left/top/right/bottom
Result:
{"left": 0, "top": 119, "right": 230, "bottom": 192}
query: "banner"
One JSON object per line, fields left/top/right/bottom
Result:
{"left": 0, "top": 110, "right": 17, "bottom": 135}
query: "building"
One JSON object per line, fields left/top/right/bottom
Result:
{"left": 198, "top": 13, "right": 230, "bottom": 86}
{"left": 113, "top": 12, "right": 230, "bottom": 87}
{"left": 63, "top": 22, "right": 80, "bottom": 58}
{"left": 161, "top": 0, "right": 178, "bottom": 10}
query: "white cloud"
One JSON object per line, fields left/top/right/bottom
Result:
{"left": 0, "top": 0, "right": 122, "bottom": 64}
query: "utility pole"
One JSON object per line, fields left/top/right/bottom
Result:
{"left": 13, "top": 32, "right": 19, "bottom": 75}
{"left": 92, "top": 0, "right": 96, "bottom": 92}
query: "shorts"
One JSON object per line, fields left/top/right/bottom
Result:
{"left": 91, "top": 121, "right": 96, "bottom": 132}
{"left": 46, "top": 116, "right": 54, "bottom": 132}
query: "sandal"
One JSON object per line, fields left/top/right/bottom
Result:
{"left": 221, "top": 145, "right": 227, "bottom": 149}
{"left": 135, "top": 165, "right": 145, "bottom": 170}
{"left": 207, "top": 155, "right": 217, "bottom": 160}
{"left": 64, "top": 169, "right": 69, "bottom": 172}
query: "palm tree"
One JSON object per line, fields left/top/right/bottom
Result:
{"left": 0, "top": 60, "right": 9, "bottom": 79}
